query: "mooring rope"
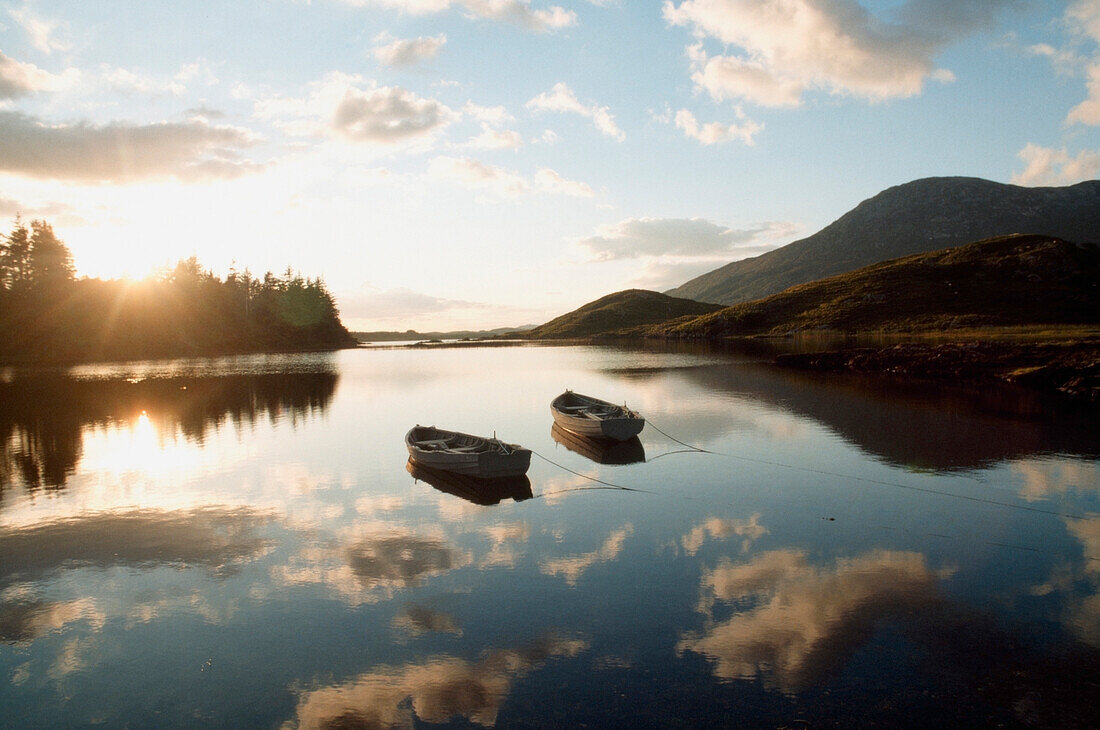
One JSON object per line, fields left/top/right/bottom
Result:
{"left": 530, "top": 449, "right": 658, "bottom": 498}
{"left": 641, "top": 417, "right": 1094, "bottom": 522}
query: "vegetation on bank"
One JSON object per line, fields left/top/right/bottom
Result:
{"left": 0, "top": 218, "right": 356, "bottom": 364}
{"left": 646, "top": 235, "right": 1099, "bottom": 339}
{"left": 524, "top": 289, "right": 722, "bottom": 339}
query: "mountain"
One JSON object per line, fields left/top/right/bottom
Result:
{"left": 525, "top": 289, "right": 722, "bottom": 339}
{"left": 649, "top": 234, "right": 1100, "bottom": 338}
{"left": 667, "top": 177, "right": 1100, "bottom": 305}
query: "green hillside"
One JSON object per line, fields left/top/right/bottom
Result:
{"left": 650, "top": 234, "right": 1100, "bottom": 338}
{"left": 525, "top": 289, "right": 722, "bottom": 339}
{"left": 667, "top": 177, "right": 1100, "bottom": 306}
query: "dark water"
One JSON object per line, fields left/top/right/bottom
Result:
{"left": 1, "top": 344, "right": 1098, "bottom": 728}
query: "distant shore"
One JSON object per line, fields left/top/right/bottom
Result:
{"left": 773, "top": 337, "right": 1100, "bottom": 403}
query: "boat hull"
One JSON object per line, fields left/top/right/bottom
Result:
{"left": 550, "top": 391, "right": 645, "bottom": 442}
{"left": 405, "top": 426, "right": 532, "bottom": 478}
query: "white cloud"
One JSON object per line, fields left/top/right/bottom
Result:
{"left": 1011, "top": 143, "right": 1100, "bottom": 186}
{"left": 372, "top": 34, "right": 447, "bottom": 67}
{"left": 526, "top": 82, "right": 625, "bottom": 141}
{"left": 675, "top": 108, "right": 762, "bottom": 145}
{"left": 1068, "top": 62, "right": 1100, "bottom": 125}
{"left": 463, "top": 124, "right": 524, "bottom": 149}
{"left": 664, "top": 0, "right": 1014, "bottom": 106}
{"left": 253, "top": 72, "right": 456, "bottom": 144}
{"left": 0, "top": 51, "right": 67, "bottom": 99}
{"left": 534, "top": 168, "right": 594, "bottom": 197}
{"left": 427, "top": 155, "right": 531, "bottom": 196}
{"left": 337, "top": 0, "right": 576, "bottom": 31}
{"left": 338, "top": 288, "right": 497, "bottom": 323}
{"left": 578, "top": 217, "right": 793, "bottom": 261}
{"left": 462, "top": 101, "right": 514, "bottom": 125}
{"left": 8, "top": 5, "right": 70, "bottom": 55}
{"left": 427, "top": 156, "right": 594, "bottom": 199}
{"left": 0, "top": 111, "right": 263, "bottom": 183}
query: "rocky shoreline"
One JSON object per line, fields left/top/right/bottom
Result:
{"left": 774, "top": 340, "right": 1100, "bottom": 403}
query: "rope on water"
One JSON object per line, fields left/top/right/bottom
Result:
{"left": 530, "top": 449, "right": 657, "bottom": 498}
{"left": 643, "top": 417, "right": 1094, "bottom": 522}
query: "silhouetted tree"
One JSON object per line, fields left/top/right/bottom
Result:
{"left": 0, "top": 216, "right": 31, "bottom": 291}
{"left": 26, "top": 220, "right": 74, "bottom": 288}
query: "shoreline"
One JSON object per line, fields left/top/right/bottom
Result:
{"left": 773, "top": 339, "right": 1100, "bottom": 403}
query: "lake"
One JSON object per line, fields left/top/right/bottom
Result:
{"left": 2, "top": 343, "right": 1098, "bottom": 728}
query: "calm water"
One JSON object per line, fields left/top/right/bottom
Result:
{"left": 2, "top": 343, "right": 1098, "bottom": 728}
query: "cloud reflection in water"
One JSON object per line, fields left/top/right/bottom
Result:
{"left": 679, "top": 549, "right": 946, "bottom": 693}
{"left": 291, "top": 635, "right": 587, "bottom": 729}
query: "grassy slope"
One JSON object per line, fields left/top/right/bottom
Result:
{"left": 525, "top": 289, "right": 722, "bottom": 339}
{"left": 650, "top": 234, "right": 1100, "bottom": 338}
{"left": 666, "top": 177, "right": 1100, "bottom": 305}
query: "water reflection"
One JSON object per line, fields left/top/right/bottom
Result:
{"left": 0, "top": 371, "right": 337, "bottom": 495}
{"left": 0, "top": 507, "right": 274, "bottom": 589}
{"left": 292, "top": 635, "right": 587, "bottom": 729}
{"left": 677, "top": 362, "right": 1099, "bottom": 471}
{"left": 550, "top": 424, "right": 645, "bottom": 465}
{"left": 275, "top": 525, "right": 472, "bottom": 605}
{"left": 407, "top": 460, "right": 533, "bottom": 505}
{"left": 679, "top": 549, "right": 945, "bottom": 693}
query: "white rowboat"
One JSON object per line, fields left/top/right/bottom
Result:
{"left": 550, "top": 390, "right": 645, "bottom": 442}
{"left": 405, "top": 425, "right": 532, "bottom": 478}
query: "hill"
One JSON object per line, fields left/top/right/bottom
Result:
{"left": 525, "top": 289, "right": 722, "bottom": 339}
{"left": 667, "top": 177, "right": 1100, "bottom": 305}
{"left": 649, "top": 234, "right": 1100, "bottom": 338}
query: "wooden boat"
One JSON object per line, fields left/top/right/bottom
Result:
{"left": 551, "top": 423, "right": 645, "bottom": 465}
{"left": 406, "top": 460, "right": 533, "bottom": 505}
{"left": 405, "top": 425, "right": 532, "bottom": 478}
{"left": 550, "top": 390, "right": 645, "bottom": 442}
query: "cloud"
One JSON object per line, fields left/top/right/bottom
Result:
{"left": 337, "top": 0, "right": 577, "bottom": 31}
{"left": 8, "top": 5, "right": 70, "bottom": 55}
{"left": 578, "top": 216, "right": 794, "bottom": 261}
{"left": 526, "top": 82, "right": 625, "bottom": 141}
{"left": 372, "top": 34, "right": 447, "bottom": 66}
{"left": 334, "top": 86, "right": 454, "bottom": 143}
{"left": 253, "top": 72, "right": 456, "bottom": 145}
{"left": 0, "top": 508, "right": 273, "bottom": 588}
{"left": 392, "top": 604, "right": 463, "bottom": 636}
{"left": 0, "top": 111, "right": 264, "bottom": 183}
{"left": 540, "top": 525, "right": 632, "bottom": 586}
{"left": 427, "top": 155, "right": 594, "bottom": 199}
{"left": 681, "top": 513, "right": 768, "bottom": 555}
{"left": 427, "top": 155, "right": 531, "bottom": 196}
{"left": 339, "top": 287, "right": 498, "bottom": 323}
{"left": 291, "top": 635, "right": 587, "bottom": 728}
{"left": 1011, "top": 143, "right": 1100, "bottom": 186}
{"left": 675, "top": 108, "right": 762, "bottom": 145}
{"left": 679, "top": 549, "right": 944, "bottom": 692}
{"left": 1068, "top": 62, "right": 1100, "bottom": 125}
{"left": 534, "top": 167, "right": 594, "bottom": 197}
{"left": 664, "top": 0, "right": 1013, "bottom": 107}
{"left": 463, "top": 124, "right": 524, "bottom": 149}
{"left": 0, "top": 51, "right": 69, "bottom": 99}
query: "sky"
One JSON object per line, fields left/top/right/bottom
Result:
{"left": 1, "top": 0, "right": 1099, "bottom": 332}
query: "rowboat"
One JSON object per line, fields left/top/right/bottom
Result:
{"left": 405, "top": 425, "right": 532, "bottom": 478}
{"left": 550, "top": 423, "right": 645, "bottom": 465}
{"left": 550, "top": 390, "right": 645, "bottom": 442}
{"left": 406, "top": 460, "right": 533, "bottom": 505}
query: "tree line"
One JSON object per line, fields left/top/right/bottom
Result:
{"left": 0, "top": 218, "right": 356, "bottom": 364}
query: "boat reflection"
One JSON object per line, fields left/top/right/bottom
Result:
{"left": 550, "top": 423, "right": 645, "bottom": 465}
{"left": 406, "top": 459, "right": 533, "bottom": 505}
